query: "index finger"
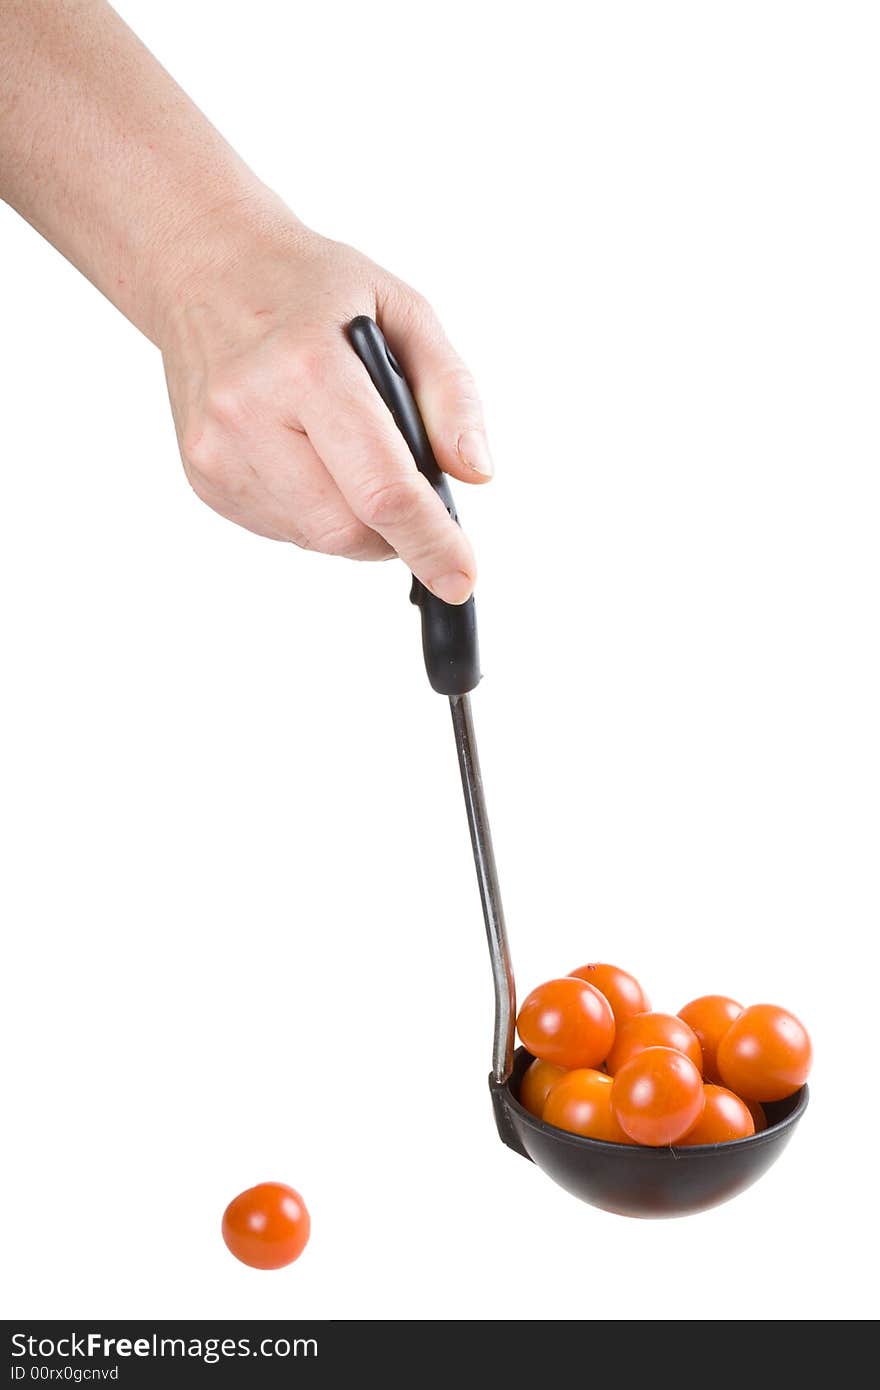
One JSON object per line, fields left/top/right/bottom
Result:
{"left": 297, "top": 354, "right": 477, "bottom": 604}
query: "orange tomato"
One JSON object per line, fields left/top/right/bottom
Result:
{"left": 568, "top": 963, "right": 650, "bottom": 1026}
{"left": 543, "top": 1068, "right": 632, "bottom": 1143}
{"left": 519, "top": 1058, "right": 567, "bottom": 1118}
{"left": 677, "top": 995, "right": 743, "bottom": 1084}
{"left": 745, "top": 1098, "right": 768, "bottom": 1133}
{"left": 516, "top": 977, "right": 615, "bottom": 1070}
{"left": 611, "top": 1047, "right": 705, "bottom": 1146}
{"left": 605, "top": 1011, "right": 702, "bottom": 1076}
{"left": 676, "top": 1084, "right": 755, "bottom": 1145}
{"left": 716, "top": 1003, "right": 812, "bottom": 1101}
{"left": 222, "top": 1183, "right": 310, "bottom": 1270}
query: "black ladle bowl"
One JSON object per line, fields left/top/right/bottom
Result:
{"left": 348, "top": 316, "right": 809, "bottom": 1220}
{"left": 491, "top": 1048, "right": 809, "bottom": 1218}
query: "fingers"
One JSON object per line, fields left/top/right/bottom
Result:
{"left": 380, "top": 292, "right": 494, "bottom": 486}
{"left": 180, "top": 413, "right": 392, "bottom": 561}
{"left": 297, "top": 355, "right": 477, "bottom": 603}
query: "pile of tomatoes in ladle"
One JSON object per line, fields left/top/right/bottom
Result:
{"left": 517, "top": 963, "right": 812, "bottom": 1147}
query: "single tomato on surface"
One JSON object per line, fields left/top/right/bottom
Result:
{"left": 716, "top": 1003, "right": 812, "bottom": 1101}
{"left": 611, "top": 1046, "right": 705, "bottom": 1146}
{"left": 222, "top": 1183, "right": 310, "bottom": 1270}
{"left": 519, "top": 1058, "right": 567, "bottom": 1118}
{"left": 676, "top": 1084, "right": 755, "bottom": 1145}
{"left": 516, "top": 977, "right": 615, "bottom": 1070}
{"left": 605, "top": 1011, "right": 702, "bottom": 1076}
{"left": 543, "top": 1068, "right": 632, "bottom": 1143}
{"left": 677, "top": 995, "right": 743, "bottom": 1084}
{"left": 568, "top": 962, "right": 650, "bottom": 1026}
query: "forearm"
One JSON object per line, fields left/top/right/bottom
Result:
{"left": 0, "top": 0, "right": 292, "bottom": 344}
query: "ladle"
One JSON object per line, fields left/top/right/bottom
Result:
{"left": 348, "top": 316, "right": 808, "bottom": 1218}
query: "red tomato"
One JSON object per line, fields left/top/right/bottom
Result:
{"left": 677, "top": 995, "right": 743, "bottom": 1084}
{"left": 543, "top": 1068, "right": 632, "bottom": 1143}
{"left": 716, "top": 1003, "right": 812, "bottom": 1101}
{"left": 611, "top": 1047, "right": 705, "bottom": 1146}
{"left": 222, "top": 1183, "right": 310, "bottom": 1270}
{"left": 676, "top": 1084, "right": 755, "bottom": 1145}
{"left": 519, "top": 1058, "right": 567, "bottom": 1118}
{"left": 745, "top": 1098, "right": 768, "bottom": 1133}
{"left": 605, "top": 1011, "right": 702, "bottom": 1076}
{"left": 516, "top": 977, "right": 615, "bottom": 1069}
{"left": 568, "top": 963, "right": 650, "bottom": 1026}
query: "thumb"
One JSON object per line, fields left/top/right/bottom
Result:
{"left": 380, "top": 292, "right": 494, "bottom": 485}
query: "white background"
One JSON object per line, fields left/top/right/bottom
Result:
{"left": 1, "top": 0, "right": 878, "bottom": 1321}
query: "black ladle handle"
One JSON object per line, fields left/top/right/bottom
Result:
{"left": 347, "top": 316, "right": 481, "bottom": 696}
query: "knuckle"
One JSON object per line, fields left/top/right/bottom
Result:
{"left": 419, "top": 529, "right": 473, "bottom": 577}
{"left": 204, "top": 382, "right": 252, "bottom": 432}
{"left": 390, "top": 280, "right": 433, "bottom": 326}
{"left": 404, "top": 287, "right": 433, "bottom": 323}
{"left": 180, "top": 427, "right": 220, "bottom": 481}
{"left": 289, "top": 344, "right": 325, "bottom": 391}
{"left": 180, "top": 433, "right": 249, "bottom": 507}
{"left": 440, "top": 360, "right": 481, "bottom": 413}
{"left": 354, "top": 475, "right": 421, "bottom": 529}
{"left": 308, "top": 517, "right": 375, "bottom": 559}
{"left": 281, "top": 520, "right": 311, "bottom": 550}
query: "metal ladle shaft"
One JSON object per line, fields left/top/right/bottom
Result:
{"left": 450, "top": 693, "right": 515, "bottom": 1084}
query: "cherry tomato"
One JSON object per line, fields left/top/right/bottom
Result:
{"left": 568, "top": 962, "right": 650, "bottom": 1026}
{"left": 605, "top": 1011, "right": 702, "bottom": 1076}
{"left": 611, "top": 1047, "right": 705, "bottom": 1146}
{"left": 676, "top": 1084, "right": 755, "bottom": 1145}
{"left": 516, "top": 977, "right": 615, "bottom": 1069}
{"left": 222, "top": 1183, "right": 310, "bottom": 1270}
{"left": 543, "top": 1068, "right": 632, "bottom": 1143}
{"left": 519, "top": 1058, "right": 567, "bottom": 1118}
{"left": 716, "top": 1003, "right": 812, "bottom": 1101}
{"left": 677, "top": 995, "right": 743, "bottom": 1084}
{"left": 745, "top": 1098, "right": 768, "bottom": 1133}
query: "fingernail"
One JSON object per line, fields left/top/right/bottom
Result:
{"left": 430, "top": 571, "right": 474, "bottom": 604}
{"left": 457, "top": 430, "right": 494, "bottom": 478}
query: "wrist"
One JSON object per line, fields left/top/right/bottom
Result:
{"left": 145, "top": 185, "right": 311, "bottom": 350}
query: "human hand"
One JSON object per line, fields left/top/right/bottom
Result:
{"left": 160, "top": 211, "right": 492, "bottom": 603}
{"left": 0, "top": 6, "right": 490, "bottom": 601}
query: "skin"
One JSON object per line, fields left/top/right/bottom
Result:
{"left": 0, "top": 1, "right": 492, "bottom": 600}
